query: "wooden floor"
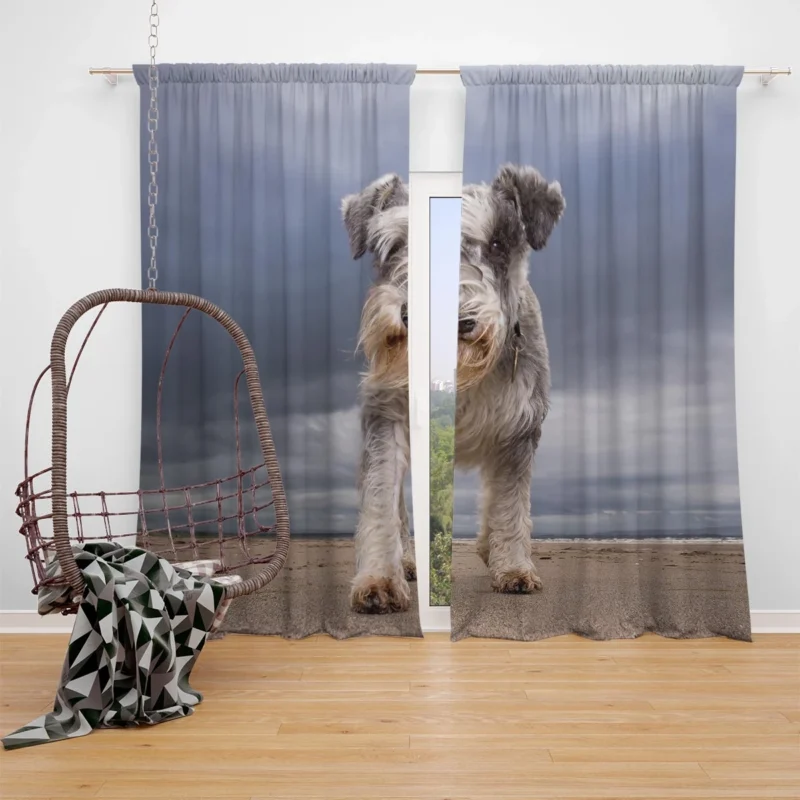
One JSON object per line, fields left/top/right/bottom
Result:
{"left": 0, "top": 633, "right": 798, "bottom": 799}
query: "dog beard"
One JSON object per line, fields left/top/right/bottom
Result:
{"left": 457, "top": 322, "right": 502, "bottom": 391}
{"left": 455, "top": 270, "right": 504, "bottom": 391}
{"left": 358, "top": 284, "right": 409, "bottom": 390}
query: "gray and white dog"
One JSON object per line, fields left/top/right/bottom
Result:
{"left": 342, "top": 164, "right": 565, "bottom": 614}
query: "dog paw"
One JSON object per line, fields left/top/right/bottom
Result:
{"left": 492, "top": 567, "right": 543, "bottom": 594}
{"left": 402, "top": 556, "right": 417, "bottom": 582}
{"left": 351, "top": 574, "right": 411, "bottom": 614}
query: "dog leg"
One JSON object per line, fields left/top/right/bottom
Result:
{"left": 351, "top": 414, "right": 411, "bottom": 613}
{"left": 399, "top": 484, "right": 417, "bottom": 581}
{"left": 476, "top": 488, "right": 491, "bottom": 568}
{"left": 482, "top": 440, "right": 543, "bottom": 594}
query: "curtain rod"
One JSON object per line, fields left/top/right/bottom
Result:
{"left": 89, "top": 65, "right": 792, "bottom": 86}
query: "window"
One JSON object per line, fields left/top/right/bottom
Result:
{"left": 407, "top": 172, "right": 461, "bottom": 631}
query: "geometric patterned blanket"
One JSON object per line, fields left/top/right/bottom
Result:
{"left": 2, "top": 542, "right": 241, "bottom": 750}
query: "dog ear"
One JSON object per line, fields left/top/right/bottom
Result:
{"left": 341, "top": 174, "right": 408, "bottom": 260}
{"left": 492, "top": 164, "right": 565, "bottom": 251}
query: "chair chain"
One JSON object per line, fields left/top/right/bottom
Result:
{"left": 146, "top": 2, "right": 160, "bottom": 291}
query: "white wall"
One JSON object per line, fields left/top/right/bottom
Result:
{"left": 1, "top": 0, "right": 798, "bottom": 617}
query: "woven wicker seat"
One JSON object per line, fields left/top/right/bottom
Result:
{"left": 16, "top": 288, "right": 290, "bottom": 612}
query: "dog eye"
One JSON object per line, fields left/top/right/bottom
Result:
{"left": 386, "top": 243, "right": 400, "bottom": 259}
{"left": 490, "top": 239, "right": 503, "bottom": 252}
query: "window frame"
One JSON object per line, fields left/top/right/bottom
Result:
{"left": 408, "top": 171, "right": 462, "bottom": 632}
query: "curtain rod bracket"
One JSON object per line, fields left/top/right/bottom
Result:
{"left": 97, "top": 67, "right": 118, "bottom": 87}
{"left": 760, "top": 67, "right": 790, "bottom": 87}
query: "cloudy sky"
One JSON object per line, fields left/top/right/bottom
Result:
{"left": 140, "top": 75, "right": 744, "bottom": 542}
{"left": 139, "top": 73, "right": 412, "bottom": 536}
{"left": 449, "top": 80, "right": 744, "bottom": 539}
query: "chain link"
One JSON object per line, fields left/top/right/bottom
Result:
{"left": 146, "top": 1, "right": 160, "bottom": 290}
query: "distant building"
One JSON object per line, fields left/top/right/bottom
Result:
{"left": 431, "top": 378, "right": 455, "bottom": 394}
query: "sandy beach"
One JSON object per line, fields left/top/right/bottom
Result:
{"left": 145, "top": 535, "right": 424, "bottom": 640}
{"left": 144, "top": 534, "right": 750, "bottom": 641}
{"left": 451, "top": 539, "right": 751, "bottom": 642}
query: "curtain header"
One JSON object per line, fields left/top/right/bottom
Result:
{"left": 460, "top": 65, "right": 744, "bottom": 87}
{"left": 133, "top": 63, "right": 417, "bottom": 85}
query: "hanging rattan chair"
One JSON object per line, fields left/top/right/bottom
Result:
{"left": 14, "top": 5, "right": 288, "bottom": 613}
{"left": 16, "top": 290, "right": 290, "bottom": 612}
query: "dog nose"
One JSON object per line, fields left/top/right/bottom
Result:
{"left": 400, "top": 303, "right": 408, "bottom": 328}
{"left": 458, "top": 318, "right": 477, "bottom": 336}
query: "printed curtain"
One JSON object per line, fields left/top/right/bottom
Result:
{"left": 134, "top": 64, "right": 422, "bottom": 639}
{"left": 448, "top": 65, "right": 751, "bottom": 641}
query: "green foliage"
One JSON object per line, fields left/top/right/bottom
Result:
{"left": 429, "top": 390, "right": 455, "bottom": 606}
{"left": 430, "top": 529, "right": 452, "bottom": 606}
{"left": 430, "top": 389, "right": 456, "bottom": 427}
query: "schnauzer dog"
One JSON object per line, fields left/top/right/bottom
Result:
{"left": 342, "top": 164, "right": 565, "bottom": 613}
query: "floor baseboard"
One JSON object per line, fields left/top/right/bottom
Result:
{"left": 748, "top": 610, "right": 800, "bottom": 633}
{"left": 0, "top": 611, "right": 75, "bottom": 633}
{"left": 1, "top": 609, "right": 798, "bottom": 634}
